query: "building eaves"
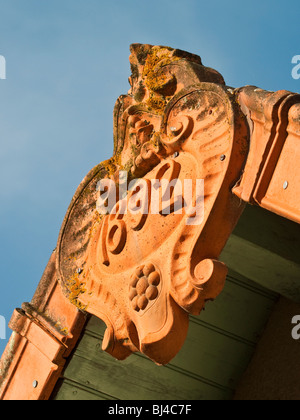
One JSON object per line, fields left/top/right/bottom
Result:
{"left": 0, "top": 252, "right": 86, "bottom": 400}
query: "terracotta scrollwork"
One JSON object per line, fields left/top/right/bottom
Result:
{"left": 56, "top": 44, "right": 248, "bottom": 364}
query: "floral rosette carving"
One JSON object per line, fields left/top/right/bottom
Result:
{"left": 129, "top": 264, "right": 161, "bottom": 313}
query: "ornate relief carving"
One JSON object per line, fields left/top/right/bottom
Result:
{"left": 129, "top": 264, "right": 161, "bottom": 313}
{"left": 56, "top": 44, "right": 248, "bottom": 364}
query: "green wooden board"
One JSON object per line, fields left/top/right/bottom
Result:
{"left": 198, "top": 271, "right": 277, "bottom": 344}
{"left": 59, "top": 352, "right": 231, "bottom": 401}
{"left": 221, "top": 205, "right": 300, "bottom": 302}
{"left": 52, "top": 379, "right": 115, "bottom": 401}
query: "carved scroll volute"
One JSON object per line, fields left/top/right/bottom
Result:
{"left": 56, "top": 45, "right": 248, "bottom": 365}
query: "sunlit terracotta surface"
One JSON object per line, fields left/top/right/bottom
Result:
{"left": 233, "top": 86, "right": 300, "bottom": 223}
{"left": 56, "top": 44, "right": 248, "bottom": 365}
{"left": 1, "top": 44, "right": 299, "bottom": 400}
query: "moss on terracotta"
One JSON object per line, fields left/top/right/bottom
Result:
{"left": 65, "top": 271, "right": 87, "bottom": 311}
{"left": 142, "top": 46, "right": 180, "bottom": 114}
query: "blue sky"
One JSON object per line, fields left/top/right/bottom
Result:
{"left": 0, "top": 0, "right": 299, "bottom": 355}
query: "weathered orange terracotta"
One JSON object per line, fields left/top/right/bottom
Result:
{"left": 0, "top": 253, "right": 86, "bottom": 400}
{"left": 1, "top": 43, "right": 300, "bottom": 400}
{"left": 233, "top": 86, "right": 300, "bottom": 223}
{"left": 56, "top": 44, "right": 248, "bottom": 365}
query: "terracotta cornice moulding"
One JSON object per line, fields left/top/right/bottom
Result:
{"left": 233, "top": 86, "right": 300, "bottom": 223}
{"left": 0, "top": 253, "right": 86, "bottom": 400}
{"left": 56, "top": 44, "right": 249, "bottom": 365}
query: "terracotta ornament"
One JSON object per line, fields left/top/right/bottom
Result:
{"left": 2, "top": 44, "right": 300, "bottom": 400}
{"left": 56, "top": 44, "right": 248, "bottom": 364}
{"left": 233, "top": 86, "right": 300, "bottom": 224}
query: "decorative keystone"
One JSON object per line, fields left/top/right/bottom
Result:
{"left": 56, "top": 44, "right": 248, "bottom": 365}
